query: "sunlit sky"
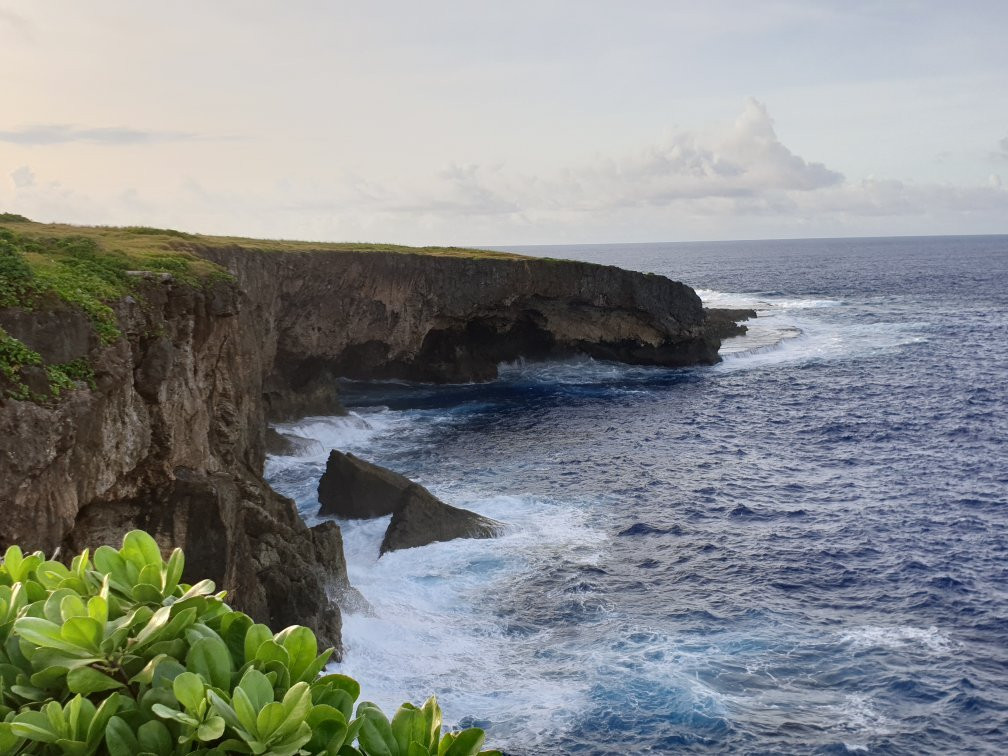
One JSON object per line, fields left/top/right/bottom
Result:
{"left": 2, "top": 1, "right": 1006, "bottom": 245}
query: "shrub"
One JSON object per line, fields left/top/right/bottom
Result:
{"left": 0, "top": 531, "right": 499, "bottom": 755}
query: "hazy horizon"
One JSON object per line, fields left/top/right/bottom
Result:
{"left": 2, "top": 1, "right": 1007, "bottom": 245}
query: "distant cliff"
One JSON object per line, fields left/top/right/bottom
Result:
{"left": 192, "top": 245, "right": 724, "bottom": 386}
{"left": 0, "top": 221, "right": 747, "bottom": 651}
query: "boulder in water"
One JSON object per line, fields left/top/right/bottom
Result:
{"left": 317, "top": 449, "right": 504, "bottom": 554}
{"left": 317, "top": 450, "right": 414, "bottom": 518}
{"left": 379, "top": 485, "right": 504, "bottom": 555}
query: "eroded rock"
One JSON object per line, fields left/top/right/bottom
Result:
{"left": 379, "top": 486, "right": 504, "bottom": 555}
{"left": 317, "top": 450, "right": 413, "bottom": 519}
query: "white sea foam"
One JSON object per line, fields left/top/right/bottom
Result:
{"left": 698, "top": 289, "right": 927, "bottom": 371}
{"left": 832, "top": 693, "right": 897, "bottom": 737}
{"left": 330, "top": 493, "right": 609, "bottom": 743}
{"left": 839, "top": 625, "right": 953, "bottom": 654}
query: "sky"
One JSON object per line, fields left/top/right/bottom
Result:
{"left": 1, "top": 1, "right": 1007, "bottom": 245}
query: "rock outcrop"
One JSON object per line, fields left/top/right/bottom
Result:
{"left": 704, "top": 307, "right": 758, "bottom": 339}
{"left": 380, "top": 489, "right": 504, "bottom": 556}
{"left": 318, "top": 450, "right": 411, "bottom": 519}
{"left": 317, "top": 449, "right": 503, "bottom": 555}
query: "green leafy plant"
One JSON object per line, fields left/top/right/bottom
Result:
{"left": 0, "top": 531, "right": 499, "bottom": 755}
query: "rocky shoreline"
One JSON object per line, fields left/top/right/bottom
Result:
{"left": 0, "top": 236, "right": 752, "bottom": 654}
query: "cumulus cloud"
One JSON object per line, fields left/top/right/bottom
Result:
{"left": 9, "top": 165, "right": 35, "bottom": 189}
{"left": 0, "top": 124, "right": 201, "bottom": 146}
{"left": 338, "top": 99, "right": 844, "bottom": 220}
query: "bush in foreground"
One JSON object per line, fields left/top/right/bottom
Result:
{"left": 0, "top": 530, "right": 499, "bottom": 755}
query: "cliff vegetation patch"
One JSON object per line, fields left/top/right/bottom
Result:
{"left": 0, "top": 217, "right": 230, "bottom": 401}
{"left": 0, "top": 530, "right": 499, "bottom": 755}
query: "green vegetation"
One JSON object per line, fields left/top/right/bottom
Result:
{"left": 0, "top": 218, "right": 231, "bottom": 401}
{"left": 0, "top": 329, "right": 42, "bottom": 401}
{"left": 0, "top": 214, "right": 527, "bottom": 261}
{"left": 0, "top": 530, "right": 499, "bottom": 755}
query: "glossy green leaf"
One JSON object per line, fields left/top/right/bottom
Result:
{"left": 392, "top": 703, "right": 430, "bottom": 754}
{"left": 238, "top": 667, "right": 275, "bottom": 711}
{"left": 232, "top": 686, "right": 261, "bottom": 734}
{"left": 173, "top": 671, "right": 206, "bottom": 712}
{"left": 198, "top": 714, "right": 226, "bottom": 742}
{"left": 305, "top": 704, "right": 348, "bottom": 752}
{"left": 164, "top": 548, "right": 185, "bottom": 595}
{"left": 151, "top": 702, "right": 199, "bottom": 727}
{"left": 254, "top": 638, "right": 290, "bottom": 667}
{"left": 178, "top": 578, "right": 216, "bottom": 600}
{"left": 87, "top": 595, "right": 108, "bottom": 626}
{"left": 441, "top": 728, "right": 486, "bottom": 756}
{"left": 104, "top": 715, "right": 140, "bottom": 756}
{"left": 67, "top": 666, "right": 124, "bottom": 694}
{"left": 59, "top": 593, "right": 87, "bottom": 622}
{"left": 275, "top": 625, "right": 317, "bottom": 680}
{"left": 244, "top": 623, "right": 273, "bottom": 663}
{"left": 10, "top": 710, "right": 60, "bottom": 743}
{"left": 16, "top": 616, "right": 93, "bottom": 655}
{"left": 44, "top": 588, "right": 78, "bottom": 623}
{"left": 256, "top": 701, "right": 287, "bottom": 741}
{"left": 61, "top": 616, "right": 102, "bottom": 651}
{"left": 187, "top": 635, "right": 234, "bottom": 689}
{"left": 85, "top": 692, "right": 121, "bottom": 747}
{"left": 137, "top": 719, "right": 173, "bottom": 753}
{"left": 122, "top": 530, "right": 164, "bottom": 570}
{"left": 357, "top": 703, "right": 396, "bottom": 756}
{"left": 133, "top": 605, "right": 172, "bottom": 647}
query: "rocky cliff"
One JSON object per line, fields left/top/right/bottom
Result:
{"left": 0, "top": 226, "right": 746, "bottom": 653}
{"left": 0, "top": 273, "right": 346, "bottom": 650}
{"left": 191, "top": 246, "right": 725, "bottom": 384}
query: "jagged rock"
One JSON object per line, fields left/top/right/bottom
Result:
{"left": 380, "top": 486, "right": 504, "bottom": 555}
{"left": 316, "top": 449, "right": 503, "bottom": 555}
{"left": 265, "top": 428, "right": 323, "bottom": 456}
{"left": 704, "top": 307, "right": 757, "bottom": 339}
{"left": 317, "top": 450, "right": 413, "bottom": 519}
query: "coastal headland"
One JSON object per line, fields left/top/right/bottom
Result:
{"left": 0, "top": 217, "right": 751, "bottom": 653}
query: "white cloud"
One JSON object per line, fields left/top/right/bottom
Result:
{"left": 10, "top": 165, "right": 35, "bottom": 188}
{"left": 0, "top": 124, "right": 204, "bottom": 146}
{"left": 328, "top": 99, "right": 844, "bottom": 220}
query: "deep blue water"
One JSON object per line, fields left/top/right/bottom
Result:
{"left": 267, "top": 235, "right": 1008, "bottom": 754}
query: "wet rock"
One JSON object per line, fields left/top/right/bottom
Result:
{"left": 704, "top": 307, "right": 757, "bottom": 339}
{"left": 265, "top": 428, "right": 322, "bottom": 456}
{"left": 379, "top": 485, "right": 505, "bottom": 556}
{"left": 317, "top": 450, "right": 415, "bottom": 519}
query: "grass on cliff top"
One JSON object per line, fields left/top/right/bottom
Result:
{"left": 0, "top": 219, "right": 230, "bottom": 340}
{"left": 0, "top": 217, "right": 233, "bottom": 400}
{"left": 0, "top": 214, "right": 530, "bottom": 261}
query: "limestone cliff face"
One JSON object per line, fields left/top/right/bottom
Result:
{"left": 0, "top": 276, "right": 346, "bottom": 650}
{"left": 193, "top": 247, "right": 723, "bottom": 383}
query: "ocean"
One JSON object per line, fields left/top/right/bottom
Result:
{"left": 265, "top": 235, "right": 1008, "bottom": 754}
